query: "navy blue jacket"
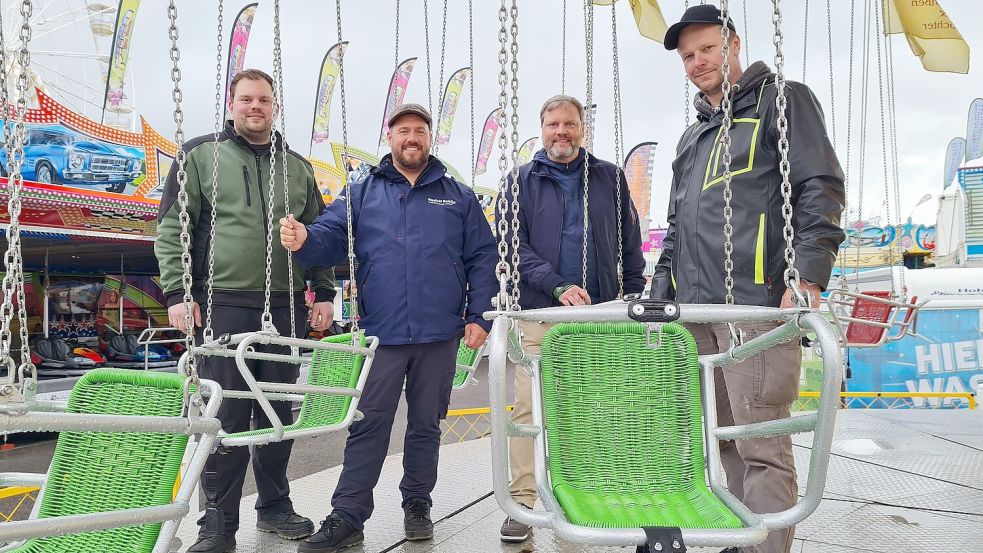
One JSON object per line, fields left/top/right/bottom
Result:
{"left": 498, "top": 149, "right": 647, "bottom": 310}
{"left": 295, "top": 155, "right": 498, "bottom": 346}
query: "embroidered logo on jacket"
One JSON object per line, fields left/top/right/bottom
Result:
{"left": 428, "top": 198, "right": 457, "bottom": 206}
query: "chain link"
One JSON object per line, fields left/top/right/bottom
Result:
{"left": 166, "top": 0, "right": 201, "bottom": 404}
{"left": 581, "top": 0, "right": 593, "bottom": 291}
{"left": 0, "top": 0, "right": 36, "bottom": 385}
{"left": 423, "top": 0, "right": 433, "bottom": 117}
{"left": 336, "top": 0, "right": 358, "bottom": 335}
{"left": 802, "top": 0, "right": 809, "bottom": 82}
{"left": 274, "top": 0, "right": 296, "bottom": 338}
{"left": 719, "top": 1, "right": 736, "bottom": 305}
{"left": 468, "top": 0, "right": 476, "bottom": 187}
{"left": 683, "top": 0, "right": 690, "bottom": 129}
{"left": 432, "top": 0, "right": 448, "bottom": 154}
{"left": 772, "top": 0, "right": 802, "bottom": 300}
{"left": 204, "top": 0, "right": 224, "bottom": 343}
{"left": 741, "top": 0, "right": 750, "bottom": 67}
{"left": 495, "top": 0, "right": 511, "bottom": 310}
{"left": 561, "top": 0, "right": 567, "bottom": 94}
{"left": 610, "top": 2, "right": 624, "bottom": 297}
{"left": 825, "top": 0, "right": 836, "bottom": 149}
{"left": 394, "top": 0, "right": 400, "bottom": 68}
{"left": 261, "top": 0, "right": 282, "bottom": 332}
{"left": 883, "top": 18, "right": 905, "bottom": 299}
{"left": 508, "top": 0, "right": 521, "bottom": 310}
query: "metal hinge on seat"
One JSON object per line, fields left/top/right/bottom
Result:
{"left": 636, "top": 526, "right": 686, "bottom": 552}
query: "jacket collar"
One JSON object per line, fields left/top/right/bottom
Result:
{"left": 223, "top": 120, "right": 287, "bottom": 152}
{"left": 694, "top": 61, "right": 773, "bottom": 122}
{"left": 529, "top": 147, "right": 602, "bottom": 175}
{"left": 373, "top": 154, "right": 448, "bottom": 187}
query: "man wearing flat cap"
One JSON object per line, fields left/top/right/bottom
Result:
{"left": 653, "top": 5, "right": 845, "bottom": 553}
{"left": 281, "top": 103, "right": 498, "bottom": 552}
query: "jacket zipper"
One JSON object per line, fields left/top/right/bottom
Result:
{"left": 242, "top": 165, "right": 252, "bottom": 206}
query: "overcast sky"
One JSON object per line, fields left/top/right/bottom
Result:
{"left": 9, "top": 0, "right": 982, "bottom": 226}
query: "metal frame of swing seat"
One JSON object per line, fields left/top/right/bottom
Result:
{"left": 181, "top": 330, "right": 379, "bottom": 447}
{"left": 0, "top": 373, "right": 224, "bottom": 553}
{"left": 825, "top": 289, "right": 927, "bottom": 348}
{"left": 453, "top": 342, "right": 486, "bottom": 391}
{"left": 484, "top": 301, "right": 842, "bottom": 549}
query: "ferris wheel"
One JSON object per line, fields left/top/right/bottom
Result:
{"left": 1, "top": 0, "right": 138, "bottom": 130}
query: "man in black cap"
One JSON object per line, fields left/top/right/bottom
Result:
{"left": 653, "top": 5, "right": 845, "bottom": 553}
{"left": 281, "top": 103, "right": 498, "bottom": 553}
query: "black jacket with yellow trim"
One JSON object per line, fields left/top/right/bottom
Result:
{"left": 650, "top": 61, "right": 845, "bottom": 306}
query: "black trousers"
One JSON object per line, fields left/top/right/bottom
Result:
{"left": 330, "top": 337, "right": 458, "bottom": 529}
{"left": 195, "top": 303, "right": 305, "bottom": 534}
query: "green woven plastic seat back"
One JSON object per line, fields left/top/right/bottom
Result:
{"left": 540, "top": 322, "right": 742, "bottom": 529}
{"left": 11, "top": 368, "right": 190, "bottom": 553}
{"left": 229, "top": 332, "right": 365, "bottom": 439}
{"left": 453, "top": 339, "right": 480, "bottom": 388}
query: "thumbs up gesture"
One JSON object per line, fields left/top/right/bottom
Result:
{"left": 279, "top": 214, "right": 308, "bottom": 252}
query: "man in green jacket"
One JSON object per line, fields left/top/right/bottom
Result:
{"left": 155, "top": 68, "right": 336, "bottom": 553}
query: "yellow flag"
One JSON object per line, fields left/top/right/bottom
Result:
{"left": 883, "top": 0, "right": 969, "bottom": 74}
{"left": 592, "top": 0, "right": 669, "bottom": 44}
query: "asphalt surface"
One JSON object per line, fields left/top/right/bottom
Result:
{"left": 0, "top": 358, "right": 514, "bottom": 506}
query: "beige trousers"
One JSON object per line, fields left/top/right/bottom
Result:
{"left": 507, "top": 320, "right": 552, "bottom": 509}
{"left": 687, "top": 322, "right": 801, "bottom": 553}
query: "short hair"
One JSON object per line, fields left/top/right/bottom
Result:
{"left": 539, "top": 94, "right": 585, "bottom": 125}
{"left": 230, "top": 68, "right": 274, "bottom": 98}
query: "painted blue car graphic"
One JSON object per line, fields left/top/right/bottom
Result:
{"left": 0, "top": 125, "right": 142, "bottom": 192}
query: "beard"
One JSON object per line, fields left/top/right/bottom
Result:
{"left": 392, "top": 144, "right": 429, "bottom": 170}
{"left": 547, "top": 140, "right": 577, "bottom": 160}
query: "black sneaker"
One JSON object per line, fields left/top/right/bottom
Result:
{"left": 187, "top": 533, "right": 236, "bottom": 553}
{"left": 257, "top": 510, "right": 316, "bottom": 540}
{"left": 720, "top": 548, "right": 742, "bottom": 553}
{"left": 298, "top": 513, "right": 363, "bottom": 553}
{"left": 402, "top": 498, "right": 434, "bottom": 541}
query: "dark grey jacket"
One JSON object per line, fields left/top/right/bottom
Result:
{"left": 650, "top": 62, "right": 845, "bottom": 306}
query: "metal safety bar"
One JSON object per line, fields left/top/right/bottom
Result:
{"left": 485, "top": 301, "right": 842, "bottom": 548}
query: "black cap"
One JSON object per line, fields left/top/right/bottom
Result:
{"left": 664, "top": 4, "right": 738, "bottom": 50}
{"left": 388, "top": 103, "right": 432, "bottom": 128}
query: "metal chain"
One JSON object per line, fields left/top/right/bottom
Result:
{"left": 884, "top": 17, "right": 905, "bottom": 298}
{"left": 741, "top": 0, "right": 750, "bottom": 67}
{"left": 853, "top": 0, "right": 871, "bottom": 282}
{"left": 433, "top": 0, "right": 448, "bottom": 154}
{"left": 802, "top": 0, "right": 809, "bottom": 82}
{"left": 394, "top": 0, "right": 400, "bottom": 68}
{"left": 261, "top": 0, "right": 282, "bottom": 332}
{"left": 719, "top": 0, "right": 736, "bottom": 305}
{"left": 494, "top": 0, "right": 511, "bottom": 310}
{"left": 683, "top": 0, "right": 691, "bottom": 129}
{"left": 0, "top": 0, "right": 35, "bottom": 385}
{"left": 837, "top": 0, "right": 854, "bottom": 281}
{"left": 581, "top": 0, "right": 593, "bottom": 291}
{"left": 423, "top": 0, "right": 434, "bottom": 117}
{"left": 336, "top": 0, "right": 358, "bottom": 334}
{"left": 610, "top": 2, "right": 624, "bottom": 297}
{"left": 204, "top": 0, "right": 224, "bottom": 343}
{"left": 273, "top": 0, "right": 296, "bottom": 338}
{"left": 508, "top": 0, "right": 521, "bottom": 310}
{"left": 469, "top": 0, "right": 476, "bottom": 186}
{"left": 825, "top": 0, "right": 836, "bottom": 148}
{"left": 561, "top": 0, "right": 567, "bottom": 94}
{"left": 166, "top": 0, "right": 200, "bottom": 402}
{"left": 772, "top": 0, "right": 803, "bottom": 300}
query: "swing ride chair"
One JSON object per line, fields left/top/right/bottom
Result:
{"left": 825, "top": 288, "right": 926, "bottom": 348}
{"left": 183, "top": 329, "right": 379, "bottom": 448}
{"left": 0, "top": 368, "right": 224, "bottom": 553}
{"left": 479, "top": 0, "right": 844, "bottom": 548}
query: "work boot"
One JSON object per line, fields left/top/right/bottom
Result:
{"left": 402, "top": 498, "right": 434, "bottom": 540}
{"left": 298, "top": 513, "right": 363, "bottom": 553}
{"left": 189, "top": 506, "right": 236, "bottom": 552}
{"left": 257, "top": 510, "right": 315, "bottom": 539}
{"left": 187, "top": 533, "right": 236, "bottom": 553}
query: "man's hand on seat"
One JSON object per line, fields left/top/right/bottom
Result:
{"left": 557, "top": 285, "right": 592, "bottom": 307}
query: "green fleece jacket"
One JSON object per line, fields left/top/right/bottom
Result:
{"left": 155, "top": 121, "right": 335, "bottom": 307}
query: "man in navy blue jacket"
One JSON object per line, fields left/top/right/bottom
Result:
{"left": 496, "top": 95, "right": 647, "bottom": 543}
{"left": 279, "top": 103, "right": 498, "bottom": 553}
